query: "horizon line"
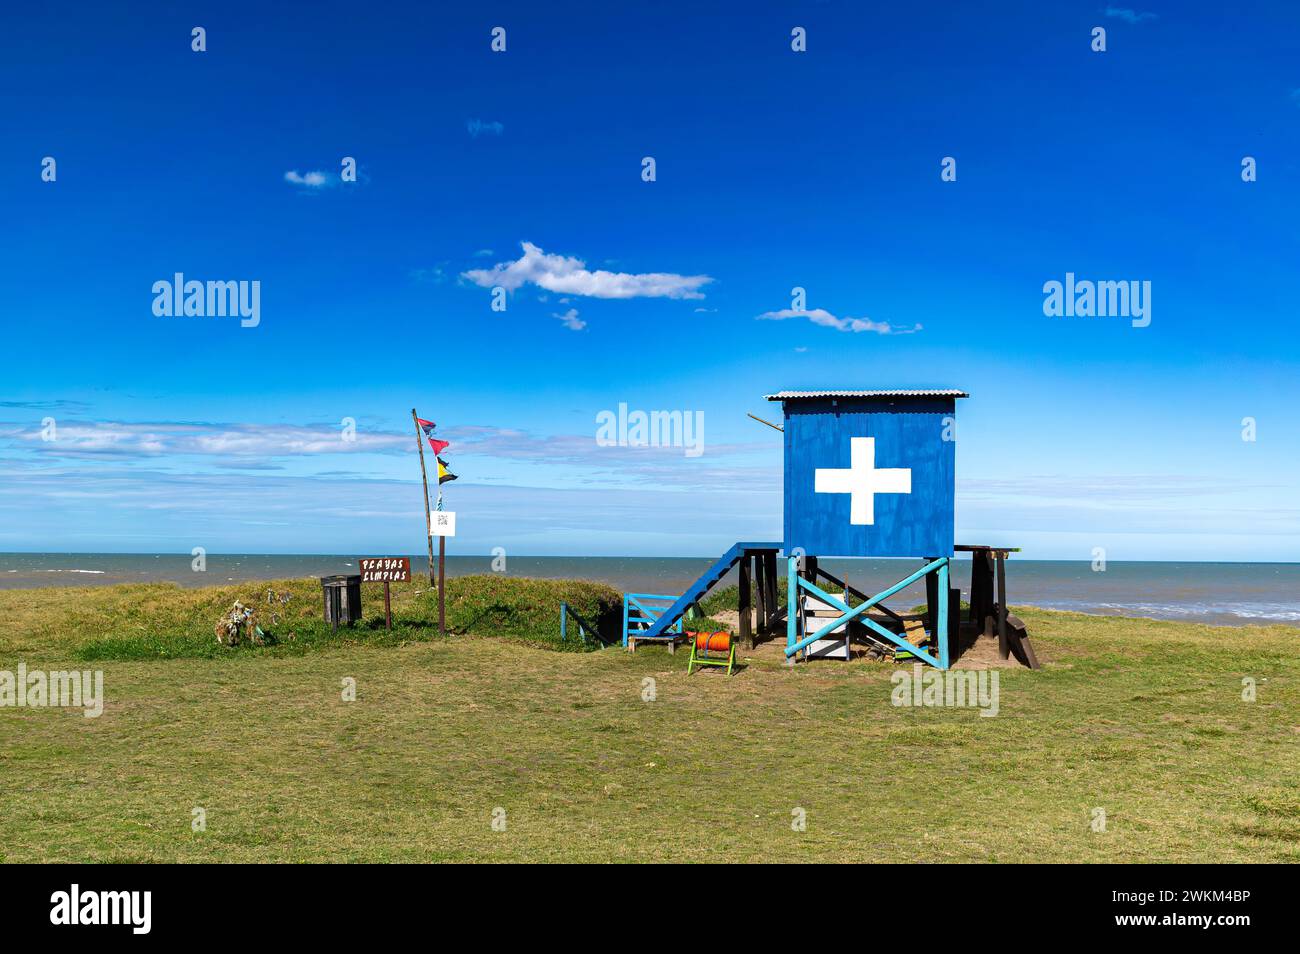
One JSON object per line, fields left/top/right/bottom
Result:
{"left": 1, "top": 551, "right": 1297, "bottom": 567}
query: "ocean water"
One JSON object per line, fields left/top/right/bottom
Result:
{"left": 0, "top": 552, "right": 1297, "bottom": 628}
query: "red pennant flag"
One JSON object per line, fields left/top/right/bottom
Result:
{"left": 415, "top": 417, "right": 449, "bottom": 455}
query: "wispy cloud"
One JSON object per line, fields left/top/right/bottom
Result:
{"left": 410, "top": 264, "right": 450, "bottom": 284}
{"left": 756, "top": 307, "right": 921, "bottom": 335}
{"left": 0, "top": 464, "right": 781, "bottom": 556}
{"left": 462, "top": 242, "right": 713, "bottom": 300}
{"left": 3, "top": 421, "right": 408, "bottom": 461}
{"left": 466, "top": 119, "right": 504, "bottom": 137}
{"left": 958, "top": 474, "right": 1300, "bottom": 539}
{"left": 443, "top": 423, "right": 767, "bottom": 468}
{"left": 960, "top": 474, "right": 1275, "bottom": 503}
{"left": 553, "top": 308, "right": 586, "bottom": 331}
{"left": 1104, "top": 7, "right": 1158, "bottom": 24}
{"left": 283, "top": 170, "right": 332, "bottom": 189}
{"left": 0, "top": 399, "right": 91, "bottom": 411}
{"left": 1, "top": 418, "right": 768, "bottom": 489}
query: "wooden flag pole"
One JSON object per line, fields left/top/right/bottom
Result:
{"left": 435, "top": 479, "right": 448, "bottom": 637}
{"left": 438, "top": 536, "right": 446, "bottom": 636}
{"left": 411, "top": 409, "right": 436, "bottom": 586}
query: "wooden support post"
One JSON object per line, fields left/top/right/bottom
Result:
{"left": 967, "top": 553, "right": 983, "bottom": 629}
{"left": 383, "top": 581, "right": 392, "bottom": 631}
{"left": 739, "top": 555, "right": 753, "bottom": 650}
{"left": 937, "top": 559, "right": 950, "bottom": 669}
{"left": 967, "top": 549, "right": 997, "bottom": 651}
{"left": 803, "top": 554, "right": 819, "bottom": 643}
{"left": 983, "top": 554, "right": 999, "bottom": 649}
{"left": 924, "top": 562, "right": 939, "bottom": 641}
{"left": 754, "top": 554, "right": 767, "bottom": 640}
{"left": 785, "top": 555, "right": 798, "bottom": 666}
{"left": 989, "top": 551, "right": 1007, "bottom": 659}
{"left": 994, "top": 551, "right": 1008, "bottom": 658}
{"left": 438, "top": 536, "right": 446, "bottom": 636}
{"left": 764, "top": 551, "right": 778, "bottom": 628}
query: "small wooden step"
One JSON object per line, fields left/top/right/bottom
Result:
{"left": 902, "top": 618, "right": 930, "bottom": 647}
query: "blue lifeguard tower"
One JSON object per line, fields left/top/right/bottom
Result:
{"left": 621, "top": 387, "right": 969, "bottom": 670}
{"left": 778, "top": 389, "right": 962, "bottom": 559}
{"left": 772, "top": 388, "right": 965, "bottom": 668}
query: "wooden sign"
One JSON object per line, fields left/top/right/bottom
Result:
{"left": 429, "top": 511, "right": 457, "bottom": 537}
{"left": 358, "top": 557, "right": 411, "bottom": 583}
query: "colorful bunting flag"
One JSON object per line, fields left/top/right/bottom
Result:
{"left": 437, "top": 457, "right": 457, "bottom": 485}
{"left": 416, "top": 417, "right": 450, "bottom": 456}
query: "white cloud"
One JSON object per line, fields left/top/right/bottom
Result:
{"left": 553, "top": 308, "right": 586, "bottom": 331}
{"left": 462, "top": 242, "right": 713, "bottom": 300}
{"left": 6, "top": 421, "right": 408, "bottom": 459}
{"left": 0, "top": 465, "right": 782, "bottom": 556}
{"left": 756, "top": 307, "right": 921, "bottom": 335}
{"left": 283, "top": 170, "right": 331, "bottom": 188}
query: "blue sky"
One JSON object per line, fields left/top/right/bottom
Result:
{"left": 2, "top": 1, "right": 1298, "bottom": 560}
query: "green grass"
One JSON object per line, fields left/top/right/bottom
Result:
{"left": 0, "top": 577, "right": 1297, "bottom": 862}
{"left": 0, "top": 575, "right": 621, "bottom": 662}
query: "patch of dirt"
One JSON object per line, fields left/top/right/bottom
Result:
{"left": 710, "top": 609, "right": 1039, "bottom": 670}
{"left": 949, "top": 635, "right": 1036, "bottom": 670}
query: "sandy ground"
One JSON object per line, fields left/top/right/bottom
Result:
{"left": 709, "top": 609, "right": 1034, "bottom": 669}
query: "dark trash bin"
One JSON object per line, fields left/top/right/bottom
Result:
{"left": 321, "top": 574, "right": 362, "bottom": 630}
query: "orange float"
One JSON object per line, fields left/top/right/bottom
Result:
{"left": 691, "top": 631, "right": 731, "bottom": 654}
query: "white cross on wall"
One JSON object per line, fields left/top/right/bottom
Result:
{"left": 814, "top": 437, "right": 912, "bottom": 525}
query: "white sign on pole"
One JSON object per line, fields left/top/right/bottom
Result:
{"left": 429, "top": 510, "right": 457, "bottom": 537}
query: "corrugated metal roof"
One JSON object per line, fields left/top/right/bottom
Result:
{"left": 765, "top": 389, "right": 969, "bottom": 401}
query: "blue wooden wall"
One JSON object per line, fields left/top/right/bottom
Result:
{"left": 782, "top": 396, "right": 956, "bottom": 558}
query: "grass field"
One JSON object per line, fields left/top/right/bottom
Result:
{"left": 1, "top": 577, "right": 1297, "bottom": 863}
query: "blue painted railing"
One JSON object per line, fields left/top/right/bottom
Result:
{"left": 559, "top": 601, "right": 598, "bottom": 647}
{"left": 785, "top": 556, "right": 951, "bottom": 669}
{"left": 622, "top": 593, "right": 686, "bottom": 646}
{"left": 630, "top": 541, "right": 782, "bottom": 644}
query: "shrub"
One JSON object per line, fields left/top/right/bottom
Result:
{"left": 446, "top": 575, "right": 622, "bottom": 651}
{"left": 70, "top": 575, "right": 623, "bottom": 660}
